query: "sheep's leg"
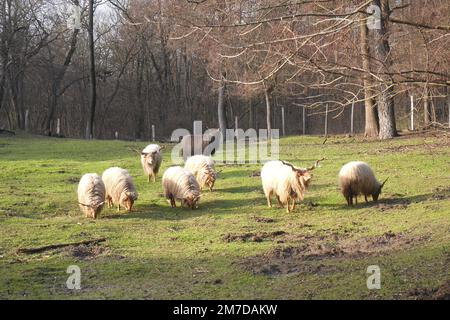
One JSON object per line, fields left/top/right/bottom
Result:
{"left": 266, "top": 191, "right": 272, "bottom": 208}
{"left": 148, "top": 175, "right": 151, "bottom": 183}
{"left": 276, "top": 196, "right": 283, "bottom": 208}
{"left": 355, "top": 196, "right": 358, "bottom": 205}
{"left": 152, "top": 174, "right": 156, "bottom": 183}
{"left": 291, "top": 199, "right": 297, "bottom": 211}
{"left": 364, "top": 195, "right": 368, "bottom": 203}
{"left": 117, "top": 204, "right": 121, "bottom": 212}
{"left": 105, "top": 197, "right": 111, "bottom": 208}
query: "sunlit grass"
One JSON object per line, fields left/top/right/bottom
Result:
{"left": 0, "top": 132, "right": 449, "bottom": 299}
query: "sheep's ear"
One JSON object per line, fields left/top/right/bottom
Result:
{"left": 159, "top": 146, "right": 165, "bottom": 151}
{"left": 380, "top": 177, "right": 389, "bottom": 189}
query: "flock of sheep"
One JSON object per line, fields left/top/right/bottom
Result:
{"left": 77, "top": 143, "right": 388, "bottom": 219}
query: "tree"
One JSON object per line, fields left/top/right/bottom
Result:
{"left": 86, "top": 0, "right": 96, "bottom": 139}
{"left": 359, "top": 12, "right": 378, "bottom": 137}
{"left": 46, "top": 0, "right": 80, "bottom": 136}
{"left": 372, "top": 0, "right": 397, "bottom": 139}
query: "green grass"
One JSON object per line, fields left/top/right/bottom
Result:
{"left": 0, "top": 132, "right": 449, "bottom": 299}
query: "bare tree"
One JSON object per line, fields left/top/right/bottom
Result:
{"left": 86, "top": 0, "right": 96, "bottom": 139}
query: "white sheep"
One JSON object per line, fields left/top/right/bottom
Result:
{"left": 77, "top": 173, "right": 106, "bottom": 219}
{"left": 162, "top": 166, "right": 201, "bottom": 209}
{"left": 261, "top": 159, "right": 322, "bottom": 213}
{"left": 139, "top": 144, "right": 163, "bottom": 183}
{"left": 184, "top": 155, "right": 217, "bottom": 191}
{"left": 338, "top": 161, "right": 388, "bottom": 206}
{"left": 102, "top": 167, "right": 138, "bottom": 211}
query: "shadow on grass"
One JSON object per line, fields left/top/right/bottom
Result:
{"left": 217, "top": 186, "right": 260, "bottom": 194}
{"left": 103, "top": 196, "right": 265, "bottom": 221}
{"left": 317, "top": 192, "right": 435, "bottom": 211}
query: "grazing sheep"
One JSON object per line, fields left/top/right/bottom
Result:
{"left": 184, "top": 155, "right": 217, "bottom": 191}
{"left": 261, "top": 159, "right": 322, "bottom": 213}
{"left": 338, "top": 161, "right": 388, "bottom": 206}
{"left": 139, "top": 144, "right": 163, "bottom": 183}
{"left": 77, "top": 173, "right": 106, "bottom": 219}
{"left": 162, "top": 166, "right": 201, "bottom": 209}
{"left": 102, "top": 167, "right": 138, "bottom": 211}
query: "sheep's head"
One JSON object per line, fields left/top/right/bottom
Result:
{"left": 183, "top": 195, "right": 200, "bottom": 209}
{"left": 205, "top": 171, "right": 217, "bottom": 191}
{"left": 79, "top": 202, "right": 104, "bottom": 219}
{"left": 372, "top": 177, "right": 388, "bottom": 201}
{"left": 121, "top": 191, "right": 138, "bottom": 211}
{"left": 142, "top": 150, "right": 159, "bottom": 166}
{"left": 298, "top": 170, "right": 312, "bottom": 189}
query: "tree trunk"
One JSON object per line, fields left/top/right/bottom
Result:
{"left": 248, "top": 97, "right": 254, "bottom": 129}
{"left": 0, "top": 0, "right": 7, "bottom": 113}
{"left": 373, "top": 0, "right": 397, "bottom": 139}
{"left": 86, "top": 0, "right": 96, "bottom": 139}
{"left": 217, "top": 72, "right": 226, "bottom": 141}
{"left": 46, "top": 24, "right": 79, "bottom": 136}
{"left": 423, "top": 85, "right": 431, "bottom": 127}
{"left": 360, "top": 12, "right": 379, "bottom": 137}
{"left": 135, "top": 57, "right": 145, "bottom": 140}
{"left": 264, "top": 86, "right": 272, "bottom": 139}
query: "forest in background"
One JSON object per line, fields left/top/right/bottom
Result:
{"left": 0, "top": 0, "right": 449, "bottom": 140}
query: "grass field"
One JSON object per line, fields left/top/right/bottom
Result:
{"left": 0, "top": 131, "right": 449, "bottom": 299}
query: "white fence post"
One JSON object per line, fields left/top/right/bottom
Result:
{"left": 324, "top": 104, "right": 329, "bottom": 137}
{"left": 410, "top": 95, "right": 414, "bottom": 131}
{"left": 281, "top": 106, "right": 285, "bottom": 136}
{"left": 152, "top": 125, "right": 155, "bottom": 141}
{"left": 115, "top": 131, "right": 119, "bottom": 140}
{"left": 25, "top": 110, "right": 29, "bottom": 132}
{"left": 56, "top": 118, "right": 61, "bottom": 136}
{"left": 350, "top": 102, "right": 355, "bottom": 135}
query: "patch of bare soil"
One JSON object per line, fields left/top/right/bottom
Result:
{"left": 408, "top": 280, "right": 450, "bottom": 300}
{"left": 252, "top": 216, "right": 275, "bottom": 223}
{"left": 223, "top": 231, "right": 286, "bottom": 243}
{"left": 242, "top": 231, "right": 429, "bottom": 276}
{"left": 375, "top": 198, "right": 410, "bottom": 211}
{"left": 64, "top": 243, "right": 110, "bottom": 260}
{"left": 431, "top": 186, "right": 450, "bottom": 201}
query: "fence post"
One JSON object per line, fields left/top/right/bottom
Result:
{"left": 324, "top": 104, "right": 329, "bottom": 137}
{"left": 115, "top": 131, "right": 119, "bottom": 140}
{"left": 350, "top": 102, "right": 354, "bottom": 135}
{"left": 152, "top": 125, "right": 155, "bottom": 141}
{"left": 25, "top": 110, "right": 29, "bottom": 132}
{"left": 281, "top": 107, "right": 285, "bottom": 136}
{"left": 302, "top": 106, "right": 306, "bottom": 135}
{"left": 56, "top": 118, "right": 61, "bottom": 136}
{"left": 447, "top": 87, "right": 450, "bottom": 128}
{"left": 235, "top": 116, "right": 240, "bottom": 140}
{"left": 410, "top": 95, "right": 414, "bottom": 131}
